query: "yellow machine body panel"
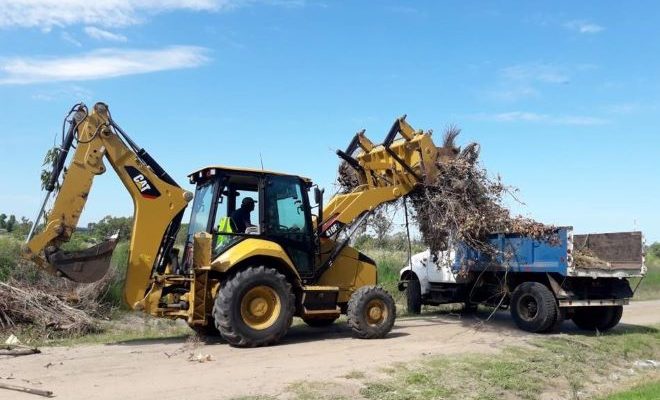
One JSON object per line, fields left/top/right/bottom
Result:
{"left": 317, "top": 246, "right": 377, "bottom": 303}
{"left": 211, "top": 238, "right": 299, "bottom": 279}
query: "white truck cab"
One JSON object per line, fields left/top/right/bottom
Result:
{"left": 398, "top": 249, "right": 469, "bottom": 314}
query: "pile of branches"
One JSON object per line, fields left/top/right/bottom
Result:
{"left": 409, "top": 127, "right": 556, "bottom": 254}
{"left": 0, "top": 263, "right": 118, "bottom": 337}
{"left": 0, "top": 281, "right": 97, "bottom": 335}
{"left": 337, "top": 126, "right": 556, "bottom": 256}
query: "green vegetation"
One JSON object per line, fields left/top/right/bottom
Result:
{"left": 634, "top": 242, "right": 660, "bottom": 300}
{"left": 343, "top": 370, "right": 367, "bottom": 380}
{"left": 39, "top": 312, "right": 192, "bottom": 347}
{"left": 268, "top": 325, "right": 659, "bottom": 400}
{"left": 287, "top": 381, "right": 351, "bottom": 400}
{"left": 358, "top": 325, "right": 659, "bottom": 400}
{"left": 598, "top": 380, "right": 660, "bottom": 400}
{"left": 0, "top": 235, "right": 22, "bottom": 281}
{"left": 354, "top": 233, "right": 425, "bottom": 309}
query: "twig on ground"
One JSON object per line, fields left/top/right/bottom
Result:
{"left": 0, "top": 382, "right": 54, "bottom": 398}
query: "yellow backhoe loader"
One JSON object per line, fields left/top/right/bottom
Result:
{"left": 24, "top": 102, "right": 454, "bottom": 347}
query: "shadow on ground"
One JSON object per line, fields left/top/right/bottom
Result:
{"left": 110, "top": 308, "right": 657, "bottom": 347}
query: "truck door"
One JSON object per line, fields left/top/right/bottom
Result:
{"left": 425, "top": 249, "right": 458, "bottom": 284}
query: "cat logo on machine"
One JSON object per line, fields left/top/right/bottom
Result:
{"left": 124, "top": 166, "right": 161, "bottom": 199}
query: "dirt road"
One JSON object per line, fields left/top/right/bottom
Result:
{"left": 2, "top": 300, "right": 659, "bottom": 400}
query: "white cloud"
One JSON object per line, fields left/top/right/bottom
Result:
{"left": 0, "top": 1, "right": 302, "bottom": 30}
{"left": 564, "top": 20, "right": 604, "bottom": 34}
{"left": 84, "top": 26, "right": 127, "bottom": 42}
{"left": 0, "top": 46, "right": 210, "bottom": 84}
{"left": 490, "top": 111, "right": 547, "bottom": 122}
{"left": 475, "top": 111, "right": 608, "bottom": 126}
{"left": 501, "top": 64, "right": 570, "bottom": 84}
{"left": 487, "top": 63, "right": 570, "bottom": 102}
{"left": 60, "top": 31, "right": 82, "bottom": 47}
{"left": 0, "top": 1, "right": 236, "bottom": 29}
{"left": 32, "top": 85, "right": 92, "bottom": 101}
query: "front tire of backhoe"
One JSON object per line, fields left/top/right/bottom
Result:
{"left": 347, "top": 286, "right": 396, "bottom": 339}
{"left": 213, "top": 266, "right": 295, "bottom": 348}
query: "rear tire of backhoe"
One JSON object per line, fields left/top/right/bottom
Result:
{"left": 347, "top": 286, "right": 396, "bottom": 339}
{"left": 213, "top": 266, "right": 295, "bottom": 348}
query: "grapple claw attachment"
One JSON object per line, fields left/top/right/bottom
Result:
{"left": 47, "top": 237, "right": 119, "bottom": 283}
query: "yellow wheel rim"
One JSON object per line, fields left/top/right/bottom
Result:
{"left": 365, "top": 299, "right": 388, "bottom": 326}
{"left": 240, "top": 285, "right": 281, "bottom": 330}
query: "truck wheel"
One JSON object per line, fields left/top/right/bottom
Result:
{"left": 510, "top": 282, "right": 558, "bottom": 333}
{"left": 543, "top": 308, "right": 566, "bottom": 333}
{"left": 303, "top": 317, "right": 338, "bottom": 327}
{"left": 213, "top": 266, "right": 295, "bottom": 347}
{"left": 572, "top": 306, "right": 623, "bottom": 332}
{"left": 406, "top": 275, "right": 422, "bottom": 315}
{"left": 348, "top": 286, "right": 396, "bottom": 339}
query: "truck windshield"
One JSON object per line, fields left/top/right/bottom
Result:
{"left": 187, "top": 182, "right": 215, "bottom": 242}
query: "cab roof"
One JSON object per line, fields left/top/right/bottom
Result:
{"left": 188, "top": 165, "right": 312, "bottom": 184}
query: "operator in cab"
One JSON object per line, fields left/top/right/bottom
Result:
{"left": 230, "top": 197, "right": 257, "bottom": 233}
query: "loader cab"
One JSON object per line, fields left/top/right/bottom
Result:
{"left": 186, "top": 166, "right": 317, "bottom": 276}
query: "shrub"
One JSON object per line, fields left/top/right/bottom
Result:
{"left": 0, "top": 236, "right": 21, "bottom": 281}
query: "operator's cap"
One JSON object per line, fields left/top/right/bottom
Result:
{"left": 242, "top": 197, "right": 257, "bottom": 206}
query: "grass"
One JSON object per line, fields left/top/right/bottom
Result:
{"left": 366, "top": 248, "right": 410, "bottom": 310}
{"left": 287, "top": 381, "right": 351, "bottom": 400}
{"left": 274, "top": 325, "right": 660, "bottom": 400}
{"left": 632, "top": 256, "right": 660, "bottom": 300}
{"left": 360, "top": 325, "right": 660, "bottom": 400}
{"left": 343, "top": 370, "right": 367, "bottom": 380}
{"left": 597, "top": 379, "right": 660, "bottom": 400}
{"left": 0, "top": 235, "right": 21, "bottom": 281}
{"left": 3, "top": 311, "right": 194, "bottom": 347}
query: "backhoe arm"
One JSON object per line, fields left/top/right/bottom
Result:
{"left": 321, "top": 116, "right": 456, "bottom": 236}
{"left": 25, "top": 102, "right": 191, "bottom": 308}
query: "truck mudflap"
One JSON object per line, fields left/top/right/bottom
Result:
{"left": 46, "top": 237, "right": 118, "bottom": 283}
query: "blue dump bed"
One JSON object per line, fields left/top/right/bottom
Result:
{"left": 452, "top": 228, "right": 645, "bottom": 278}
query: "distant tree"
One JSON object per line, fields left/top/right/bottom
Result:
{"left": 5, "top": 215, "right": 16, "bottom": 232}
{"left": 648, "top": 242, "right": 660, "bottom": 260}
{"left": 9, "top": 217, "right": 33, "bottom": 240}
{"left": 0, "top": 214, "right": 6, "bottom": 230}
{"left": 91, "top": 216, "right": 133, "bottom": 240}
{"left": 175, "top": 223, "right": 190, "bottom": 247}
{"left": 368, "top": 205, "right": 396, "bottom": 246}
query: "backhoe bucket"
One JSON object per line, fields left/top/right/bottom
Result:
{"left": 47, "top": 237, "right": 119, "bottom": 283}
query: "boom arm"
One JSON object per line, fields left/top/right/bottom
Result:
{"left": 320, "top": 116, "right": 455, "bottom": 236}
{"left": 25, "top": 102, "right": 191, "bottom": 308}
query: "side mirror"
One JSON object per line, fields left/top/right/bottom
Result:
{"left": 314, "top": 187, "right": 324, "bottom": 239}
{"left": 314, "top": 187, "right": 323, "bottom": 205}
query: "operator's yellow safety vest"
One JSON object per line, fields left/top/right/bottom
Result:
{"left": 216, "top": 216, "right": 233, "bottom": 246}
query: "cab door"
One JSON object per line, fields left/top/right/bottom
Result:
{"left": 263, "top": 175, "right": 314, "bottom": 277}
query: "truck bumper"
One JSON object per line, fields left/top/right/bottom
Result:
{"left": 558, "top": 298, "right": 629, "bottom": 307}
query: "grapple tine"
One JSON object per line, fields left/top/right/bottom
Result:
{"left": 46, "top": 237, "right": 119, "bottom": 283}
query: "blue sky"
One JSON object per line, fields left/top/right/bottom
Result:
{"left": 0, "top": 1, "right": 658, "bottom": 242}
